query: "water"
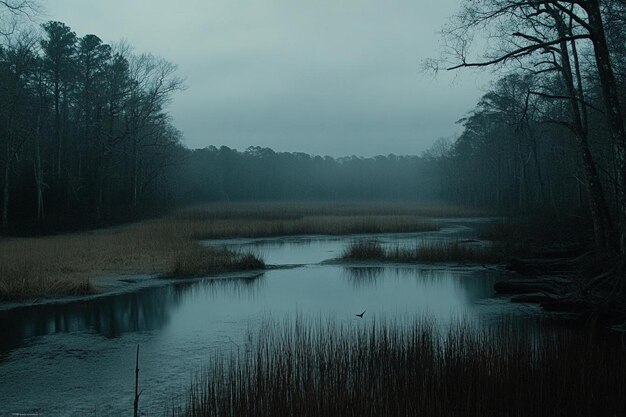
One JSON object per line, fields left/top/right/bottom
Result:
{"left": 0, "top": 220, "right": 536, "bottom": 416}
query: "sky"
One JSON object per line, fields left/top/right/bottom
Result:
{"left": 42, "top": 0, "right": 489, "bottom": 157}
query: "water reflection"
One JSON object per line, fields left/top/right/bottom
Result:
{"left": 342, "top": 267, "right": 386, "bottom": 287}
{"left": 341, "top": 265, "right": 498, "bottom": 299}
{"left": 205, "top": 225, "right": 479, "bottom": 266}
{"left": 0, "top": 276, "right": 265, "bottom": 357}
{"left": 0, "top": 227, "right": 523, "bottom": 416}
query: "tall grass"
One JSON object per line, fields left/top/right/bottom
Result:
{"left": 171, "top": 247, "right": 264, "bottom": 277}
{"left": 342, "top": 239, "right": 500, "bottom": 263}
{"left": 0, "top": 222, "right": 264, "bottom": 301}
{"left": 178, "top": 202, "right": 489, "bottom": 222}
{"left": 1, "top": 203, "right": 456, "bottom": 301}
{"left": 176, "top": 318, "right": 626, "bottom": 417}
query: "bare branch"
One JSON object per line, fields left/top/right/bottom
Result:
{"left": 447, "top": 34, "right": 590, "bottom": 70}
{"left": 529, "top": 90, "right": 604, "bottom": 113}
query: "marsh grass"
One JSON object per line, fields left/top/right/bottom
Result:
{"left": 176, "top": 318, "right": 626, "bottom": 417}
{"left": 177, "top": 201, "right": 489, "bottom": 222}
{"left": 0, "top": 222, "right": 264, "bottom": 301}
{"left": 0, "top": 202, "right": 460, "bottom": 301}
{"left": 171, "top": 247, "right": 265, "bottom": 277}
{"left": 342, "top": 239, "right": 500, "bottom": 263}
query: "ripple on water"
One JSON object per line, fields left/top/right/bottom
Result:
{"left": 0, "top": 225, "right": 536, "bottom": 416}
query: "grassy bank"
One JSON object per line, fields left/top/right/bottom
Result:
{"left": 341, "top": 239, "right": 500, "bottom": 264}
{"left": 0, "top": 228, "right": 264, "bottom": 301}
{"left": 0, "top": 202, "right": 467, "bottom": 301}
{"left": 173, "top": 202, "right": 452, "bottom": 238}
{"left": 175, "top": 318, "right": 626, "bottom": 417}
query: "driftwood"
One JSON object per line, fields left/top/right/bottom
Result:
{"left": 541, "top": 298, "right": 594, "bottom": 313}
{"left": 494, "top": 277, "right": 571, "bottom": 295}
{"left": 506, "top": 257, "right": 577, "bottom": 275}
{"left": 510, "top": 292, "right": 563, "bottom": 304}
{"left": 498, "top": 245, "right": 626, "bottom": 323}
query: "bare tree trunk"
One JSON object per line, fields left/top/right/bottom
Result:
{"left": 586, "top": 0, "right": 626, "bottom": 252}
{"left": 34, "top": 113, "right": 45, "bottom": 221}
{"left": 54, "top": 79, "right": 62, "bottom": 179}
{"left": 528, "top": 127, "right": 547, "bottom": 207}
{"left": 132, "top": 134, "right": 139, "bottom": 208}
{"left": 96, "top": 153, "right": 108, "bottom": 220}
{"left": 2, "top": 143, "right": 11, "bottom": 229}
{"left": 552, "top": 7, "right": 615, "bottom": 249}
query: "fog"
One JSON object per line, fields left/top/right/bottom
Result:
{"left": 43, "top": 0, "right": 487, "bottom": 156}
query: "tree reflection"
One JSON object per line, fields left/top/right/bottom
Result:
{"left": 0, "top": 275, "right": 265, "bottom": 358}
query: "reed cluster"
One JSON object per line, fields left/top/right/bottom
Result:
{"left": 1, "top": 202, "right": 456, "bottom": 300}
{"left": 173, "top": 202, "right": 445, "bottom": 239}
{"left": 0, "top": 222, "right": 263, "bottom": 301}
{"left": 342, "top": 239, "right": 499, "bottom": 263}
{"left": 176, "top": 318, "right": 626, "bottom": 417}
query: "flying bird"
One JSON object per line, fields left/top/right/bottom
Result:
{"left": 355, "top": 310, "right": 366, "bottom": 318}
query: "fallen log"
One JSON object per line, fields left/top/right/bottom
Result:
{"left": 494, "top": 277, "right": 571, "bottom": 295}
{"left": 510, "top": 292, "right": 563, "bottom": 304}
{"left": 506, "top": 257, "right": 577, "bottom": 275}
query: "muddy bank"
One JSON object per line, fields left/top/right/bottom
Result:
{"left": 0, "top": 270, "right": 265, "bottom": 313}
{"left": 495, "top": 246, "right": 626, "bottom": 326}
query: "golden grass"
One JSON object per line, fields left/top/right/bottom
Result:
{"left": 178, "top": 201, "right": 489, "bottom": 222}
{"left": 0, "top": 220, "right": 263, "bottom": 301}
{"left": 0, "top": 202, "right": 473, "bottom": 301}
{"left": 171, "top": 247, "right": 264, "bottom": 277}
{"left": 170, "top": 202, "right": 466, "bottom": 239}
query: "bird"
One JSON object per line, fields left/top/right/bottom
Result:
{"left": 355, "top": 310, "right": 366, "bottom": 318}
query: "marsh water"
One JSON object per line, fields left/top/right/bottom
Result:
{"left": 0, "top": 219, "right": 540, "bottom": 416}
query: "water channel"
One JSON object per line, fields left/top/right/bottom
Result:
{"left": 0, "top": 219, "right": 539, "bottom": 416}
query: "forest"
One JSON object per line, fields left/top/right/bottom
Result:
{"left": 432, "top": 0, "right": 626, "bottom": 256}
{"left": 4, "top": 1, "right": 626, "bottom": 416}
{"left": 1, "top": 2, "right": 625, "bottom": 246}
{"left": 0, "top": 18, "right": 445, "bottom": 232}
{"left": 0, "top": 18, "right": 185, "bottom": 232}
{"left": 1, "top": 3, "right": 626, "bottom": 286}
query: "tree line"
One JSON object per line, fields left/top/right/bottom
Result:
{"left": 3, "top": 0, "right": 626, "bottom": 262}
{"left": 0, "top": 8, "right": 446, "bottom": 233}
{"left": 0, "top": 16, "right": 184, "bottom": 231}
{"left": 428, "top": 0, "right": 626, "bottom": 254}
{"left": 168, "top": 146, "right": 441, "bottom": 203}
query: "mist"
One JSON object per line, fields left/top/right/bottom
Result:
{"left": 2, "top": 1, "right": 626, "bottom": 416}
{"left": 44, "top": 0, "right": 487, "bottom": 156}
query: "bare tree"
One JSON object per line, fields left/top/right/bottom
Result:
{"left": 126, "top": 53, "right": 185, "bottom": 207}
{"left": 0, "top": 33, "right": 36, "bottom": 228}
{"left": 435, "top": 0, "right": 624, "bottom": 251}
{"left": 0, "top": 0, "right": 39, "bottom": 37}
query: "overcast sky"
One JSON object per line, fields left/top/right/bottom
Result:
{"left": 42, "top": 0, "right": 488, "bottom": 157}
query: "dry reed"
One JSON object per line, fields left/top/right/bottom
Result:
{"left": 0, "top": 202, "right": 461, "bottom": 300}
{"left": 342, "top": 239, "right": 499, "bottom": 263}
{"left": 176, "top": 318, "right": 626, "bottom": 417}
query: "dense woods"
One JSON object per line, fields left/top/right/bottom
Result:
{"left": 0, "top": 15, "right": 446, "bottom": 232}
{"left": 429, "top": 0, "right": 626, "bottom": 255}
{"left": 0, "top": 18, "right": 184, "bottom": 231}
{"left": 3, "top": 2, "right": 626, "bottom": 414}
{"left": 2, "top": 0, "right": 626, "bottom": 262}
{"left": 170, "top": 146, "right": 441, "bottom": 204}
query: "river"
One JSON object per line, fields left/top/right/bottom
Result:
{"left": 0, "top": 219, "right": 539, "bottom": 416}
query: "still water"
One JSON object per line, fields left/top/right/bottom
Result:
{"left": 0, "top": 220, "right": 536, "bottom": 416}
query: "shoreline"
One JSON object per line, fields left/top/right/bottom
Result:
{"left": 0, "top": 269, "right": 267, "bottom": 313}
{"left": 0, "top": 217, "right": 502, "bottom": 312}
{"left": 1, "top": 203, "right": 456, "bottom": 302}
